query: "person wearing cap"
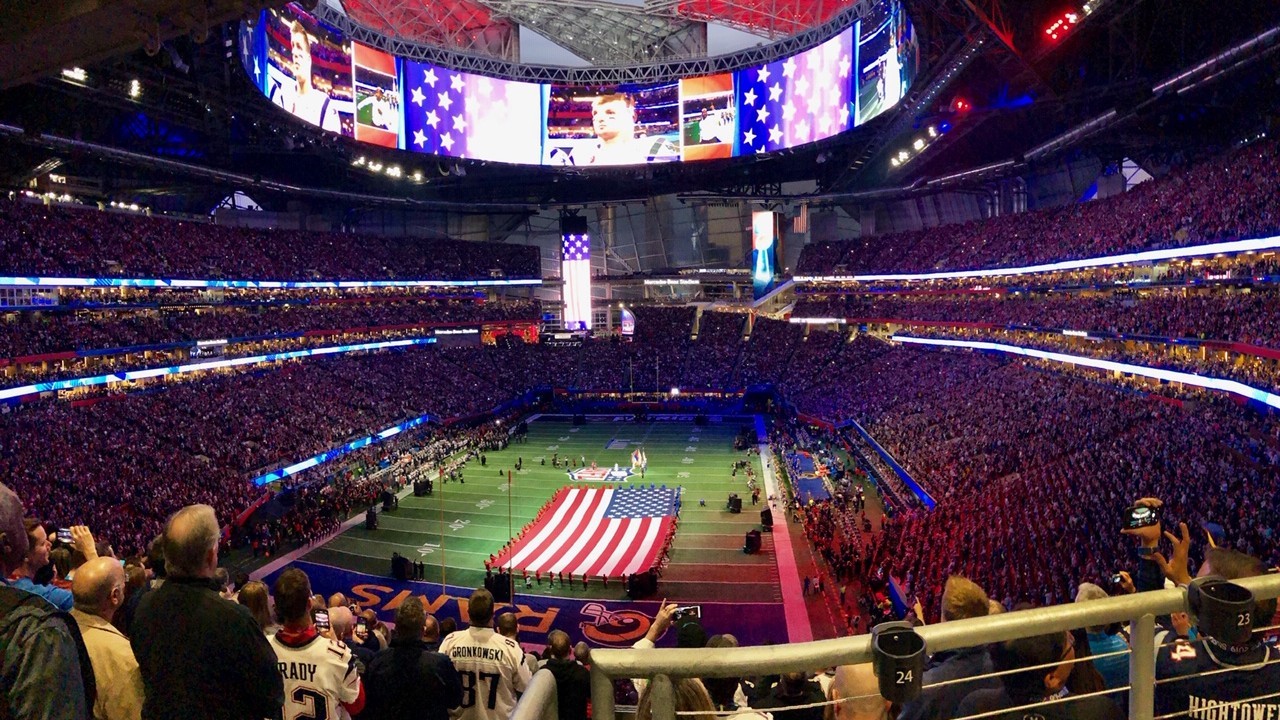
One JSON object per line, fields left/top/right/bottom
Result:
{"left": 1149, "top": 524, "right": 1280, "bottom": 717}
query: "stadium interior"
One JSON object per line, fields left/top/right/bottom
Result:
{"left": 1, "top": 0, "right": 1279, "bottom": 719}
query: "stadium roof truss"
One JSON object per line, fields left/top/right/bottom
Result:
{"left": 338, "top": 0, "right": 865, "bottom": 63}
{"left": 320, "top": 0, "right": 881, "bottom": 83}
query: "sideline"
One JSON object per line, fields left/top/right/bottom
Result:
{"left": 756, "top": 415, "right": 813, "bottom": 643}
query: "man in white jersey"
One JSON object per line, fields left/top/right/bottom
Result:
{"left": 439, "top": 588, "right": 531, "bottom": 720}
{"left": 270, "top": 568, "right": 366, "bottom": 720}
{"left": 271, "top": 20, "right": 341, "bottom": 132}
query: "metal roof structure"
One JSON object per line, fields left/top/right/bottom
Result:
{"left": 336, "top": 0, "right": 860, "bottom": 64}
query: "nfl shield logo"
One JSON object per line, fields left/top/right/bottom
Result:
{"left": 568, "top": 466, "right": 635, "bottom": 482}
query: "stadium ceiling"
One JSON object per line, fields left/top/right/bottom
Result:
{"left": 0, "top": 0, "right": 276, "bottom": 90}
{"left": 336, "top": 0, "right": 859, "bottom": 64}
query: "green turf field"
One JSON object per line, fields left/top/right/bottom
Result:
{"left": 302, "top": 416, "right": 782, "bottom": 603}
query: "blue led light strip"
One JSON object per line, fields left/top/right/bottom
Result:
{"left": 250, "top": 412, "right": 435, "bottom": 486}
{"left": 794, "top": 235, "right": 1280, "bottom": 283}
{"left": 0, "top": 337, "right": 436, "bottom": 402}
{"left": 0, "top": 276, "right": 542, "bottom": 289}
{"left": 891, "top": 335, "right": 1280, "bottom": 410}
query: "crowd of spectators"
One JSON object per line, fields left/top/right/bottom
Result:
{"left": 0, "top": 346, "right": 514, "bottom": 557}
{"left": 0, "top": 298, "right": 538, "bottom": 359}
{"left": 0, "top": 199, "right": 540, "bottom": 280}
{"left": 782, "top": 338, "right": 1280, "bottom": 618}
{"left": 797, "top": 136, "right": 1280, "bottom": 274}
{"left": 793, "top": 287, "right": 1280, "bottom": 349}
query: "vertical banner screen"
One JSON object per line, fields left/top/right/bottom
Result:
{"left": 752, "top": 210, "right": 778, "bottom": 299}
{"left": 619, "top": 307, "right": 637, "bottom": 337}
{"left": 561, "top": 216, "right": 592, "bottom": 331}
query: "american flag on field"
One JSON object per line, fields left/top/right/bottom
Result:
{"left": 736, "top": 28, "right": 855, "bottom": 155}
{"left": 402, "top": 59, "right": 542, "bottom": 163}
{"left": 492, "top": 486, "right": 679, "bottom": 578}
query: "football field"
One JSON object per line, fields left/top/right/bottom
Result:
{"left": 300, "top": 416, "right": 783, "bottom": 604}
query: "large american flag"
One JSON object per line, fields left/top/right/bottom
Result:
{"left": 736, "top": 28, "right": 855, "bottom": 155}
{"left": 561, "top": 233, "right": 592, "bottom": 331}
{"left": 493, "top": 486, "right": 678, "bottom": 578}
{"left": 402, "top": 59, "right": 542, "bottom": 163}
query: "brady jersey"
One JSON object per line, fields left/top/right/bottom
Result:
{"left": 439, "top": 627, "right": 533, "bottom": 720}
{"left": 1155, "top": 639, "right": 1280, "bottom": 719}
{"left": 270, "top": 631, "right": 363, "bottom": 720}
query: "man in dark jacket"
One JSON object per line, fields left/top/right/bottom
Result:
{"left": 129, "top": 505, "right": 283, "bottom": 720}
{"left": 0, "top": 481, "right": 93, "bottom": 720}
{"left": 543, "top": 631, "right": 590, "bottom": 720}
{"left": 898, "top": 576, "right": 1001, "bottom": 720}
{"left": 363, "top": 597, "right": 463, "bottom": 720}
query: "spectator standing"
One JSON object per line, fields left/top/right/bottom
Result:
{"left": 439, "top": 588, "right": 532, "bottom": 720}
{"left": 70, "top": 557, "right": 145, "bottom": 720}
{"left": 898, "top": 577, "right": 1000, "bottom": 720}
{"left": 238, "top": 580, "right": 281, "bottom": 636}
{"left": 0, "top": 481, "right": 93, "bottom": 720}
{"left": 363, "top": 597, "right": 462, "bottom": 720}
{"left": 542, "top": 630, "right": 590, "bottom": 720}
{"left": 955, "top": 631, "right": 1123, "bottom": 720}
{"left": 269, "top": 568, "right": 366, "bottom": 720}
{"left": 130, "top": 505, "right": 282, "bottom": 720}
{"left": 496, "top": 612, "right": 539, "bottom": 678}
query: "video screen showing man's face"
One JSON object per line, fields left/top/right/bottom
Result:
{"left": 591, "top": 95, "right": 637, "bottom": 144}
{"left": 290, "top": 25, "right": 311, "bottom": 84}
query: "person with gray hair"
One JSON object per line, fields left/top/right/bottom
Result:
{"left": 129, "top": 504, "right": 282, "bottom": 720}
{"left": 0, "top": 480, "right": 94, "bottom": 720}
{"left": 543, "top": 630, "right": 590, "bottom": 720}
{"left": 71, "top": 557, "right": 145, "bottom": 720}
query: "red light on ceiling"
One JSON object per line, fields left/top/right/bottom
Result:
{"left": 1044, "top": 11, "right": 1080, "bottom": 41}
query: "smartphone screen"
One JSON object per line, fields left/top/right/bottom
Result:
{"left": 56, "top": 528, "right": 74, "bottom": 543}
{"left": 314, "top": 610, "right": 330, "bottom": 632}
{"left": 355, "top": 617, "right": 368, "bottom": 639}
{"left": 1126, "top": 505, "right": 1160, "bottom": 530}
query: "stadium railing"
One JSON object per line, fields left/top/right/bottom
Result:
{"left": 509, "top": 572, "right": 1280, "bottom": 720}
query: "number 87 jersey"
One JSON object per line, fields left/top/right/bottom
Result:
{"left": 439, "top": 627, "right": 533, "bottom": 720}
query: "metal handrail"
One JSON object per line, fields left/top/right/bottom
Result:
{"left": 548, "top": 573, "right": 1280, "bottom": 720}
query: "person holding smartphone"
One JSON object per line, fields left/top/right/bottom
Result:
{"left": 6, "top": 520, "right": 97, "bottom": 611}
{"left": 1119, "top": 497, "right": 1169, "bottom": 594}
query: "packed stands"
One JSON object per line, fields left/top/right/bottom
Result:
{"left": 0, "top": 199, "right": 541, "bottom": 280}
{"left": 796, "top": 137, "right": 1280, "bottom": 275}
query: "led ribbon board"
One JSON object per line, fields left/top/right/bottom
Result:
{"left": 794, "top": 235, "right": 1280, "bottom": 283}
{"left": 251, "top": 412, "right": 435, "bottom": 486}
{"left": 0, "top": 337, "right": 436, "bottom": 402}
{"left": 892, "top": 335, "right": 1280, "bottom": 410}
{"left": 0, "top": 276, "right": 542, "bottom": 289}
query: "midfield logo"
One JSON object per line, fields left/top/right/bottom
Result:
{"left": 567, "top": 465, "right": 635, "bottom": 482}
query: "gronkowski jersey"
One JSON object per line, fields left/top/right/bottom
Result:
{"left": 439, "top": 627, "right": 532, "bottom": 720}
{"left": 270, "top": 631, "right": 363, "bottom": 720}
{"left": 1155, "top": 639, "right": 1280, "bottom": 719}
